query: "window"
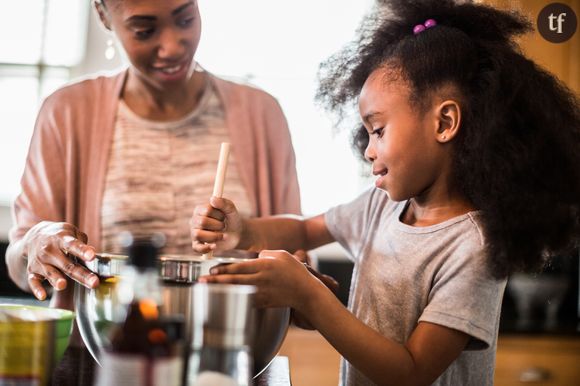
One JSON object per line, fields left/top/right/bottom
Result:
{"left": 0, "top": 0, "right": 90, "bottom": 205}
{"left": 0, "top": 0, "right": 374, "bottom": 216}
{"left": 196, "top": 0, "right": 375, "bottom": 214}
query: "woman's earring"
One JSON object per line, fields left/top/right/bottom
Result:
{"left": 105, "top": 38, "right": 115, "bottom": 60}
{"left": 441, "top": 135, "right": 447, "bottom": 141}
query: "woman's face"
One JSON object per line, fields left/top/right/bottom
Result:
{"left": 359, "top": 68, "right": 447, "bottom": 202}
{"left": 100, "top": 0, "right": 201, "bottom": 91}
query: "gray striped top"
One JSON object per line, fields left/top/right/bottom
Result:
{"left": 100, "top": 80, "right": 253, "bottom": 255}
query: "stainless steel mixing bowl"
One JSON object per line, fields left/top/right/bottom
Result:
{"left": 74, "top": 253, "right": 290, "bottom": 376}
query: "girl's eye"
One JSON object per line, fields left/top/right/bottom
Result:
{"left": 371, "top": 127, "right": 384, "bottom": 138}
{"left": 135, "top": 29, "right": 155, "bottom": 40}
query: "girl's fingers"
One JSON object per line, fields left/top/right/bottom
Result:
{"left": 258, "top": 250, "right": 294, "bottom": 260}
{"left": 293, "top": 249, "right": 311, "bottom": 265}
{"left": 193, "top": 204, "right": 225, "bottom": 221}
{"left": 27, "top": 273, "right": 47, "bottom": 300}
{"left": 59, "top": 235, "right": 95, "bottom": 261}
{"left": 208, "top": 260, "right": 262, "bottom": 275}
{"left": 199, "top": 273, "right": 259, "bottom": 285}
{"left": 198, "top": 274, "right": 287, "bottom": 309}
{"left": 193, "top": 215, "right": 226, "bottom": 232}
{"left": 209, "top": 197, "right": 237, "bottom": 216}
{"left": 191, "top": 229, "right": 224, "bottom": 245}
{"left": 192, "top": 241, "right": 215, "bottom": 254}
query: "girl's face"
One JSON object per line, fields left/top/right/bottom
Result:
{"left": 359, "top": 68, "right": 450, "bottom": 202}
{"left": 99, "top": 0, "right": 201, "bottom": 92}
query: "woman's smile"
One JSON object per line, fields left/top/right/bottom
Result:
{"left": 151, "top": 59, "right": 190, "bottom": 81}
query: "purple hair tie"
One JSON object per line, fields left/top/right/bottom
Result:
{"left": 413, "top": 18, "right": 437, "bottom": 35}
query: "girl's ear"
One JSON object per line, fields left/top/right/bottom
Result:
{"left": 435, "top": 100, "right": 461, "bottom": 143}
{"left": 94, "top": 1, "right": 112, "bottom": 31}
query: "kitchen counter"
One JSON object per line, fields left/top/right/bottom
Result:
{"left": 50, "top": 342, "right": 290, "bottom": 386}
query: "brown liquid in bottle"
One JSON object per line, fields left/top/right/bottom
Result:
{"left": 110, "top": 299, "right": 181, "bottom": 357}
{"left": 94, "top": 235, "right": 184, "bottom": 386}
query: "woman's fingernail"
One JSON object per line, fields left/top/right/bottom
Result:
{"left": 35, "top": 290, "right": 45, "bottom": 300}
{"left": 84, "top": 249, "right": 95, "bottom": 260}
{"left": 209, "top": 268, "right": 218, "bottom": 275}
{"left": 55, "top": 279, "right": 67, "bottom": 290}
{"left": 86, "top": 274, "right": 99, "bottom": 288}
{"left": 198, "top": 277, "right": 207, "bottom": 283}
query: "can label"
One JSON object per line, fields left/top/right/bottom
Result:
{"left": 0, "top": 321, "right": 52, "bottom": 386}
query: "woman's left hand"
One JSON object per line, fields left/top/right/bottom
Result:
{"left": 199, "top": 250, "right": 317, "bottom": 311}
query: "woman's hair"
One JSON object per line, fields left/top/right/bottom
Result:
{"left": 317, "top": 0, "right": 580, "bottom": 278}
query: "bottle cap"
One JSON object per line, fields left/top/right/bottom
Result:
{"left": 120, "top": 232, "right": 166, "bottom": 269}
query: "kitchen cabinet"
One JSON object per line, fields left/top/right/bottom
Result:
{"left": 481, "top": 0, "right": 579, "bottom": 95}
{"left": 278, "top": 327, "right": 341, "bottom": 386}
{"left": 280, "top": 329, "right": 580, "bottom": 386}
{"left": 495, "top": 335, "right": 580, "bottom": 386}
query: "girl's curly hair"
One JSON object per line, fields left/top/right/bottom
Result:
{"left": 316, "top": 0, "right": 580, "bottom": 278}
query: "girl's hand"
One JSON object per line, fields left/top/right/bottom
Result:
{"left": 190, "top": 197, "right": 243, "bottom": 253}
{"left": 199, "top": 250, "right": 319, "bottom": 311}
{"left": 23, "top": 221, "right": 99, "bottom": 300}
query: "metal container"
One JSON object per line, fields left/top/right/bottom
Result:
{"left": 74, "top": 253, "right": 290, "bottom": 377}
{"left": 189, "top": 284, "right": 257, "bottom": 386}
{"left": 0, "top": 304, "right": 75, "bottom": 386}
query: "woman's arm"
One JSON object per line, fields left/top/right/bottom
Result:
{"left": 6, "top": 91, "right": 99, "bottom": 299}
{"left": 6, "top": 221, "right": 99, "bottom": 300}
{"left": 5, "top": 238, "right": 29, "bottom": 292}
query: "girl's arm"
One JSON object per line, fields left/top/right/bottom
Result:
{"left": 306, "top": 277, "right": 470, "bottom": 386}
{"left": 191, "top": 197, "right": 334, "bottom": 253}
{"left": 201, "top": 250, "right": 470, "bottom": 386}
{"left": 239, "top": 214, "right": 334, "bottom": 252}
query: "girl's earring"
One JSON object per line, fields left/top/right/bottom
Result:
{"left": 105, "top": 38, "right": 116, "bottom": 60}
{"left": 441, "top": 135, "right": 447, "bottom": 141}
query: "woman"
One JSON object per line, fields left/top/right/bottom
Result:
{"left": 6, "top": 0, "right": 300, "bottom": 326}
{"left": 7, "top": 0, "right": 303, "bottom": 384}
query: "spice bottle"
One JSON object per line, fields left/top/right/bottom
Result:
{"left": 94, "top": 233, "right": 184, "bottom": 386}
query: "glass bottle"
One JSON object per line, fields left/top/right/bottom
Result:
{"left": 94, "top": 233, "right": 185, "bottom": 386}
{"left": 188, "top": 283, "right": 256, "bottom": 386}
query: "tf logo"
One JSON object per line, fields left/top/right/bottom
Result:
{"left": 537, "top": 3, "right": 578, "bottom": 43}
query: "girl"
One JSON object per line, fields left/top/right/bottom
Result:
{"left": 190, "top": 0, "right": 580, "bottom": 385}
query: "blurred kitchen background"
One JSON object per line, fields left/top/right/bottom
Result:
{"left": 0, "top": 1, "right": 578, "bottom": 385}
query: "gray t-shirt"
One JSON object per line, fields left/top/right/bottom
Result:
{"left": 325, "top": 188, "right": 507, "bottom": 386}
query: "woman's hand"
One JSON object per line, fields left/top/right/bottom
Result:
{"left": 190, "top": 197, "right": 244, "bottom": 253}
{"left": 23, "top": 221, "right": 99, "bottom": 300}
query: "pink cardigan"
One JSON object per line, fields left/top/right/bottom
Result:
{"left": 9, "top": 70, "right": 301, "bottom": 306}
